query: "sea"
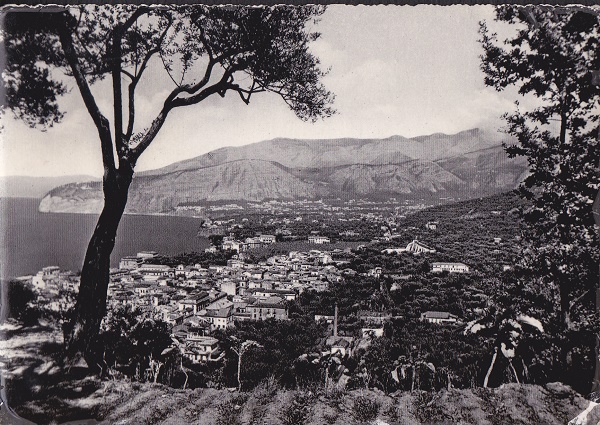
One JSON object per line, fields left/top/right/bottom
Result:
{"left": 0, "top": 198, "right": 210, "bottom": 280}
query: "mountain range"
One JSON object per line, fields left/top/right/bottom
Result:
{"left": 38, "top": 128, "right": 528, "bottom": 214}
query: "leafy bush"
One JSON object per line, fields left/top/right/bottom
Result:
{"left": 99, "top": 306, "right": 174, "bottom": 382}
{"left": 352, "top": 395, "right": 380, "bottom": 423}
{"left": 4, "top": 280, "right": 40, "bottom": 326}
{"left": 216, "top": 395, "right": 246, "bottom": 425}
{"left": 280, "top": 392, "right": 314, "bottom": 425}
{"left": 413, "top": 391, "right": 449, "bottom": 424}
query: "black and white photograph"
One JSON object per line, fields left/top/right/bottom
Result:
{"left": 0, "top": 3, "right": 598, "bottom": 424}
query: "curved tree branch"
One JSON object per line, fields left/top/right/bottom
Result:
{"left": 124, "top": 15, "right": 173, "bottom": 143}
{"left": 126, "top": 63, "right": 237, "bottom": 165}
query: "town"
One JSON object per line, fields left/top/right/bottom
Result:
{"left": 8, "top": 192, "right": 533, "bottom": 394}
{"left": 21, "top": 230, "right": 474, "bottom": 369}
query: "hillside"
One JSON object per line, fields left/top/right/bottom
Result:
{"left": 140, "top": 128, "right": 507, "bottom": 174}
{"left": 38, "top": 128, "right": 528, "bottom": 214}
{"left": 1, "top": 323, "right": 591, "bottom": 425}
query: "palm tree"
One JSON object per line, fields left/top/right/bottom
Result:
{"left": 465, "top": 307, "right": 544, "bottom": 387}
{"left": 391, "top": 353, "right": 436, "bottom": 391}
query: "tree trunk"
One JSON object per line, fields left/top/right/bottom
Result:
{"left": 592, "top": 191, "right": 600, "bottom": 397}
{"left": 154, "top": 362, "right": 163, "bottom": 384}
{"left": 483, "top": 347, "right": 498, "bottom": 388}
{"left": 181, "top": 357, "right": 188, "bottom": 390}
{"left": 508, "top": 360, "right": 520, "bottom": 384}
{"left": 65, "top": 165, "right": 133, "bottom": 373}
{"left": 237, "top": 352, "right": 243, "bottom": 391}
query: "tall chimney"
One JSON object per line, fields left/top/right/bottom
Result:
{"left": 333, "top": 303, "right": 338, "bottom": 337}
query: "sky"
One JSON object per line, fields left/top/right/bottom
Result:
{"left": 0, "top": 5, "right": 521, "bottom": 178}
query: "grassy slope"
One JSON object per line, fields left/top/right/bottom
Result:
{"left": 13, "top": 379, "right": 591, "bottom": 425}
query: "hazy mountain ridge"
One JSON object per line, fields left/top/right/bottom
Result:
{"left": 38, "top": 129, "right": 528, "bottom": 214}
{"left": 0, "top": 175, "right": 98, "bottom": 199}
{"left": 139, "top": 128, "right": 505, "bottom": 174}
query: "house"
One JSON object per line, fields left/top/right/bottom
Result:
{"left": 258, "top": 234, "right": 277, "bottom": 244}
{"left": 431, "top": 262, "right": 470, "bottom": 273}
{"left": 222, "top": 240, "right": 246, "bottom": 252}
{"left": 361, "top": 327, "right": 384, "bottom": 338}
{"left": 232, "top": 302, "right": 253, "bottom": 322}
{"left": 138, "top": 264, "right": 172, "bottom": 281}
{"left": 164, "top": 310, "right": 185, "bottom": 326}
{"left": 247, "top": 288, "right": 297, "bottom": 301}
{"left": 420, "top": 311, "right": 459, "bottom": 324}
{"left": 245, "top": 237, "right": 263, "bottom": 249}
{"left": 382, "top": 248, "right": 406, "bottom": 254}
{"left": 137, "top": 251, "right": 158, "bottom": 260}
{"left": 367, "top": 267, "right": 382, "bottom": 278}
{"left": 311, "top": 280, "right": 330, "bottom": 292}
{"left": 308, "top": 235, "right": 331, "bottom": 244}
{"left": 315, "top": 314, "right": 335, "bottom": 323}
{"left": 358, "top": 311, "right": 393, "bottom": 325}
{"left": 405, "top": 239, "right": 436, "bottom": 254}
{"left": 133, "top": 283, "right": 153, "bottom": 296}
{"left": 425, "top": 221, "right": 438, "bottom": 230}
{"left": 227, "top": 258, "right": 245, "bottom": 269}
{"left": 185, "top": 335, "right": 221, "bottom": 363}
{"left": 221, "top": 281, "right": 238, "bottom": 296}
{"left": 248, "top": 297, "right": 288, "bottom": 320}
{"left": 119, "top": 256, "right": 141, "bottom": 270}
{"left": 325, "top": 336, "right": 354, "bottom": 357}
{"left": 178, "top": 292, "right": 210, "bottom": 314}
{"left": 202, "top": 307, "right": 234, "bottom": 330}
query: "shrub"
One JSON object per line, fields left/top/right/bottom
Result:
{"left": 4, "top": 280, "right": 40, "bottom": 326}
{"left": 352, "top": 395, "right": 380, "bottom": 423}
{"left": 280, "top": 392, "right": 314, "bottom": 425}
{"left": 413, "top": 391, "right": 449, "bottom": 423}
{"left": 323, "top": 411, "right": 339, "bottom": 424}
{"left": 216, "top": 395, "right": 246, "bottom": 425}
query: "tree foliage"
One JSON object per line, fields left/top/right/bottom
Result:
{"left": 480, "top": 5, "right": 599, "bottom": 391}
{"left": 2, "top": 5, "right": 334, "bottom": 135}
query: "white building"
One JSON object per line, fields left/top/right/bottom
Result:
{"left": 406, "top": 240, "right": 436, "bottom": 254}
{"left": 308, "top": 235, "right": 330, "bottom": 244}
{"left": 185, "top": 335, "right": 220, "bottom": 363}
{"left": 431, "top": 262, "right": 470, "bottom": 273}
{"left": 138, "top": 264, "right": 172, "bottom": 281}
{"left": 119, "top": 256, "right": 141, "bottom": 270}
{"left": 425, "top": 221, "right": 438, "bottom": 230}
{"left": 258, "top": 234, "right": 277, "bottom": 244}
{"left": 420, "top": 311, "right": 459, "bottom": 324}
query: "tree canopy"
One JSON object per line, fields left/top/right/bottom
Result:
{"left": 480, "top": 5, "right": 599, "bottom": 391}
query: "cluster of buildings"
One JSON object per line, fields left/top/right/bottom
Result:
{"left": 108, "top": 249, "right": 345, "bottom": 363}
{"left": 19, "top": 210, "right": 472, "bottom": 367}
{"left": 216, "top": 233, "right": 333, "bottom": 253}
